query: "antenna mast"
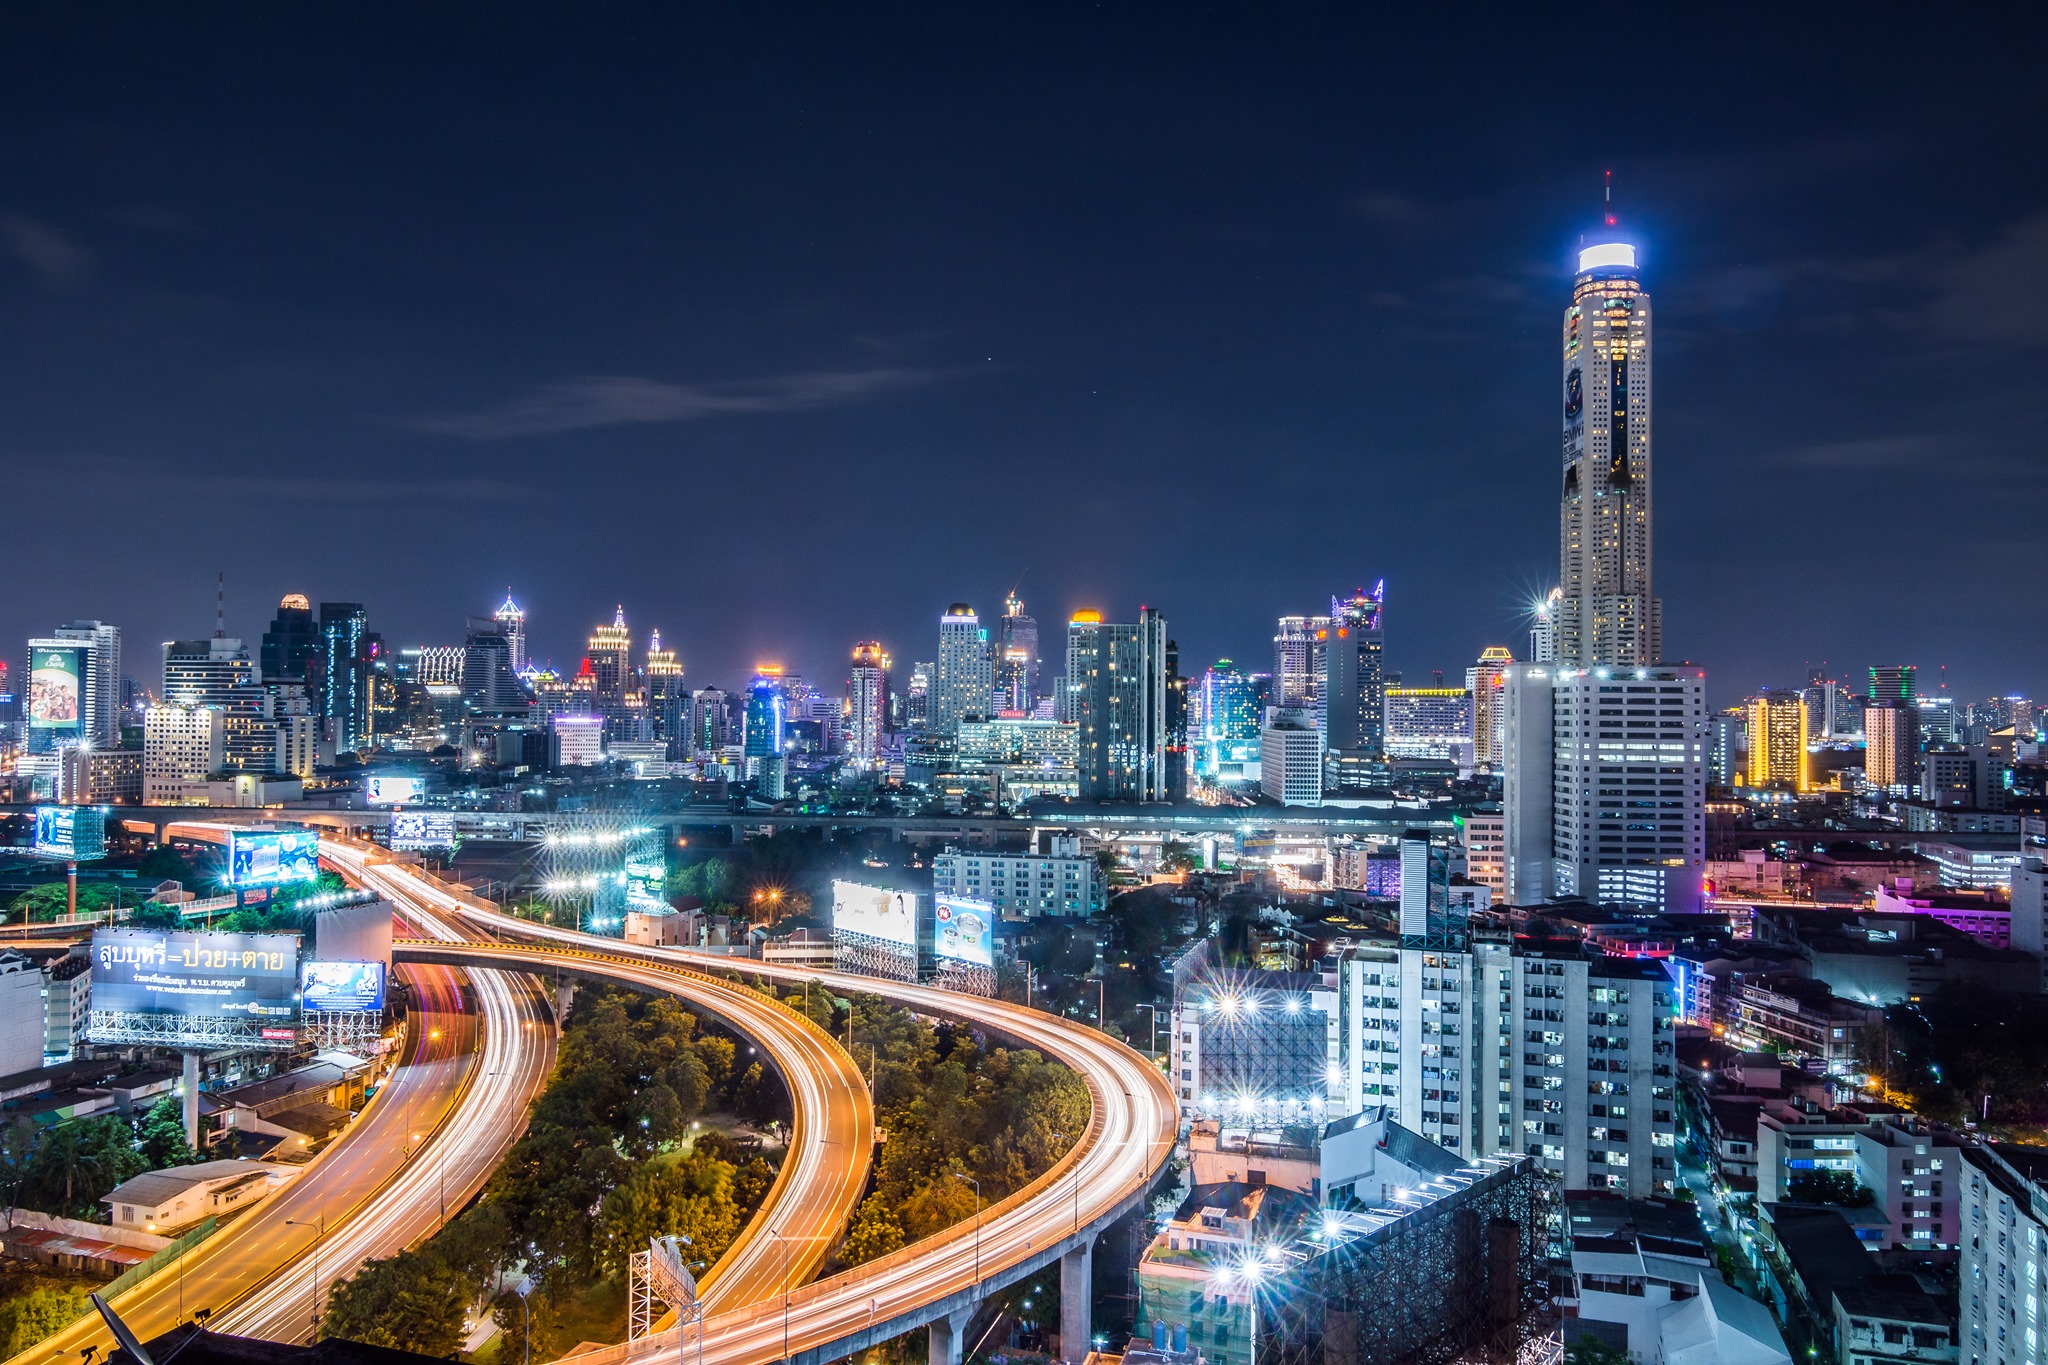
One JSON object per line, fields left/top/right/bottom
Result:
{"left": 1604, "top": 169, "right": 1616, "bottom": 227}
{"left": 214, "top": 572, "right": 225, "bottom": 639}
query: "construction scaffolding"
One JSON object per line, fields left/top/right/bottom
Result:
{"left": 1266, "top": 1155, "right": 1559, "bottom": 1365}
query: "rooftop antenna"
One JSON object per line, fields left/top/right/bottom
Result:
{"left": 1604, "top": 169, "right": 1616, "bottom": 227}
{"left": 213, "top": 572, "right": 225, "bottom": 639}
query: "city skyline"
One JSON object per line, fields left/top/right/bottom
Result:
{"left": 0, "top": 11, "right": 2043, "bottom": 700}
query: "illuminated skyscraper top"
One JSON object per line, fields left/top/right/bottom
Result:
{"left": 495, "top": 590, "right": 527, "bottom": 675}
{"left": 1558, "top": 175, "right": 1660, "bottom": 666}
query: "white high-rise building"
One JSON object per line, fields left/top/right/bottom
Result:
{"left": 1466, "top": 646, "right": 1515, "bottom": 769}
{"left": 847, "top": 641, "right": 888, "bottom": 770}
{"left": 1501, "top": 195, "right": 1708, "bottom": 915}
{"left": 495, "top": 591, "right": 527, "bottom": 675}
{"left": 49, "top": 621, "right": 122, "bottom": 747}
{"left": 932, "top": 604, "right": 992, "bottom": 737}
{"left": 1259, "top": 709, "right": 1323, "bottom": 806}
{"left": 144, "top": 704, "right": 225, "bottom": 805}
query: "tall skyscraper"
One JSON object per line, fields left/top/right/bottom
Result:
{"left": 461, "top": 620, "right": 528, "bottom": 715}
{"left": 1196, "top": 661, "right": 1265, "bottom": 779}
{"left": 1272, "top": 614, "right": 1327, "bottom": 709}
{"left": 1502, "top": 196, "right": 1706, "bottom": 913}
{"left": 162, "top": 636, "right": 276, "bottom": 771}
{"left": 261, "top": 594, "right": 318, "bottom": 683}
{"left": 495, "top": 592, "right": 528, "bottom": 676}
{"left": 1322, "top": 583, "right": 1385, "bottom": 757}
{"left": 1557, "top": 207, "right": 1659, "bottom": 667}
{"left": 848, "top": 641, "right": 889, "bottom": 770}
{"left": 1864, "top": 701, "right": 1918, "bottom": 794}
{"left": 743, "top": 669, "right": 786, "bottom": 759}
{"left": 997, "top": 593, "right": 1039, "bottom": 713}
{"left": 1529, "top": 588, "right": 1561, "bottom": 664}
{"left": 932, "top": 604, "right": 993, "bottom": 737}
{"left": 51, "top": 621, "right": 121, "bottom": 748}
{"left": 587, "top": 606, "right": 634, "bottom": 740}
{"left": 317, "top": 603, "right": 370, "bottom": 753}
{"left": 1466, "top": 646, "right": 1515, "bottom": 769}
{"left": 1065, "top": 607, "right": 1175, "bottom": 802}
{"left": 1868, "top": 664, "right": 1918, "bottom": 703}
{"left": 644, "top": 630, "right": 685, "bottom": 756}
{"left": 1744, "top": 690, "right": 1810, "bottom": 790}
{"left": 905, "top": 662, "right": 932, "bottom": 730}
{"left": 687, "top": 687, "right": 736, "bottom": 758}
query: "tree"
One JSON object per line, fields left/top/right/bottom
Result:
{"left": 1786, "top": 1170, "right": 1873, "bottom": 1207}
{"left": 840, "top": 1195, "right": 905, "bottom": 1266}
{"left": 127, "top": 901, "right": 184, "bottom": 930}
{"left": 136, "top": 844, "right": 197, "bottom": 885}
{"left": 898, "top": 1172, "right": 981, "bottom": 1241}
{"left": 733, "top": 1156, "right": 776, "bottom": 1214}
{"left": 0, "top": 1288, "right": 88, "bottom": 1357}
{"left": 322, "top": 1248, "right": 468, "bottom": 1355}
{"left": 1563, "top": 1336, "right": 1630, "bottom": 1365}
{"left": 1158, "top": 841, "right": 1199, "bottom": 874}
{"left": 136, "top": 1096, "right": 195, "bottom": 1168}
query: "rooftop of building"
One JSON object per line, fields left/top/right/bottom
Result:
{"left": 1168, "top": 1179, "right": 1319, "bottom": 1233}
{"left": 1564, "top": 1194, "right": 1710, "bottom": 1248}
{"left": 111, "top": 1324, "right": 456, "bottom": 1365}
{"left": 1833, "top": 1274, "right": 1952, "bottom": 1328}
{"left": 1321, "top": 1107, "right": 1468, "bottom": 1181}
{"left": 1762, "top": 1204, "right": 1877, "bottom": 1309}
{"left": 102, "top": 1159, "right": 291, "bottom": 1208}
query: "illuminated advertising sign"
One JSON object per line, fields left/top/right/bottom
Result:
{"left": 90, "top": 929, "right": 299, "bottom": 1023}
{"left": 831, "top": 880, "right": 918, "bottom": 950}
{"left": 365, "top": 776, "right": 424, "bottom": 805}
{"left": 388, "top": 812, "right": 455, "bottom": 851}
{"left": 27, "top": 647, "right": 84, "bottom": 734}
{"left": 228, "top": 829, "right": 321, "bottom": 888}
{"left": 33, "top": 806, "right": 106, "bottom": 861}
{"left": 932, "top": 896, "right": 994, "bottom": 969}
{"left": 300, "top": 960, "right": 387, "bottom": 1013}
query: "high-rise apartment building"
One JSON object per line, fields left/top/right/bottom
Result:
{"left": 996, "top": 594, "right": 1039, "bottom": 713}
{"left": 1323, "top": 583, "right": 1386, "bottom": 758}
{"left": 494, "top": 592, "right": 527, "bottom": 676}
{"left": 1383, "top": 688, "right": 1473, "bottom": 766}
{"left": 143, "top": 705, "right": 226, "bottom": 805}
{"left": 587, "top": 606, "right": 634, "bottom": 740}
{"left": 1466, "top": 646, "right": 1515, "bottom": 769}
{"left": 1529, "top": 588, "right": 1561, "bottom": 664}
{"left": 1744, "top": 690, "right": 1810, "bottom": 790}
{"left": 1066, "top": 607, "right": 1176, "bottom": 802}
{"left": 317, "top": 603, "right": 370, "bottom": 753}
{"left": 644, "top": 630, "right": 685, "bottom": 757}
{"left": 1259, "top": 709, "right": 1323, "bottom": 806}
{"left": 847, "top": 642, "right": 888, "bottom": 771}
{"left": 932, "top": 605, "right": 993, "bottom": 736}
{"left": 1501, "top": 202, "right": 1707, "bottom": 914}
{"left": 49, "top": 621, "right": 122, "bottom": 748}
{"left": 687, "top": 687, "right": 736, "bottom": 758}
{"left": 260, "top": 594, "right": 318, "bottom": 683}
{"left": 1272, "top": 615, "right": 1328, "bottom": 711}
{"left": 1865, "top": 701, "right": 1919, "bottom": 794}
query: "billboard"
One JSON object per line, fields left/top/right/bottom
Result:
{"left": 365, "top": 776, "right": 424, "bottom": 805}
{"left": 300, "top": 960, "right": 387, "bottom": 1012}
{"left": 27, "top": 646, "right": 85, "bottom": 734}
{"left": 388, "top": 812, "right": 455, "bottom": 851}
{"left": 33, "top": 806, "right": 106, "bottom": 861}
{"left": 831, "top": 880, "right": 918, "bottom": 950}
{"left": 932, "top": 896, "right": 994, "bottom": 969}
{"left": 90, "top": 929, "right": 299, "bottom": 1023}
{"left": 228, "top": 829, "right": 321, "bottom": 888}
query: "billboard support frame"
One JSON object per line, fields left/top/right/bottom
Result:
{"left": 86, "top": 1010, "right": 297, "bottom": 1052}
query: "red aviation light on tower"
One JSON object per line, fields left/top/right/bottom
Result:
{"left": 1604, "top": 169, "right": 1616, "bottom": 227}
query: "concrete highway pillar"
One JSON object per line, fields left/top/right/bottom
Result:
{"left": 928, "top": 1306, "right": 972, "bottom": 1365}
{"left": 1061, "top": 1240, "right": 1093, "bottom": 1363}
{"left": 180, "top": 1050, "right": 201, "bottom": 1151}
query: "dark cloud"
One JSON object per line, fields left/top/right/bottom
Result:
{"left": 0, "top": 213, "right": 89, "bottom": 286}
{"left": 399, "top": 369, "right": 942, "bottom": 440}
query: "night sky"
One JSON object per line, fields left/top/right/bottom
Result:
{"left": 4, "top": 8, "right": 2044, "bottom": 705}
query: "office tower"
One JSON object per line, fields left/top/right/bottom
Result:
{"left": 162, "top": 637, "right": 273, "bottom": 771}
{"left": 644, "top": 630, "right": 685, "bottom": 757}
{"left": 905, "top": 663, "right": 932, "bottom": 729}
{"left": 402, "top": 646, "right": 464, "bottom": 686}
{"left": 495, "top": 591, "right": 527, "bottom": 675}
{"left": 1915, "top": 694, "right": 1958, "bottom": 745}
{"left": 1065, "top": 607, "right": 1175, "bottom": 802}
{"left": 50, "top": 621, "right": 121, "bottom": 748}
{"left": 687, "top": 687, "right": 736, "bottom": 758}
{"left": 1272, "top": 614, "right": 1327, "bottom": 710}
{"left": 1529, "top": 588, "right": 1561, "bottom": 664}
{"left": 1868, "top": 665, "right": 1918, "bottom": 703}
{"left": 316, "top": 603, "right": 370, "bottom": 753}
{"left": 1864, "top": 701, "right": 1918, "bottom": 793}
{"left": 143, "top": 704, "right": 225, "bottom": 805}
{"left": 1397, "top": 831, "right": 1456, "bottom": 942}
{"left": 1259, "top": 709, "right": 1323, "bottom": 806}
{"left": 848, "top": 641, "right": 888, "bottom": 770}
{"left": 997, "top": 593, "right": 1039, "bottom": 712}
{"left": 1742, "top": 691, "right": 1809, "bottom": 790}
{"left": 1383, "top": 688, "right": 1474, "bottom": 766}
{"left": 933, "top": 604, "right": 993, "bottom": 736}
{"left": 587, "top": 606, "right": 634, "bottom": 740}
{"left": 260, "top": 594, "right": 318, "bottom": 683}
{"left": 1322, "top": 583, "right": 1386, "bottom": 758}
{"left": 462, "top": 621, "right": 528, "bottom": 715}
{"left": 1801, "top": 669, "right": 1861, "bottom": 740}
{"left": 1196, "top": 662, "right": 1264, "bottom": 779}
{"left": 1466, "top": 646, "right": 1515, "bottom": 769}
{"left": 743, "top": 670, "right": 785, "bottom": 760}
{"left": 1707, "top": 713, "right": 1742, "bottom": 786}
{"left": 1557, "top": 216, "right": 1659, "bottom": 667}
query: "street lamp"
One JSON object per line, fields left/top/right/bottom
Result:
{"left": 285, "top": 1216, "right": 326, "bottom": 1338}
{"left": 953, "top": 1172, "right": 983, "bottom": 1289}
{"left": 1134, "top": 1003, "right": 1161, "bottom": 1058}
{"left": 1216, "top": 1253, "right": 1266, "bottom": 1365}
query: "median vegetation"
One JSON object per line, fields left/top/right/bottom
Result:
{"left": 324, "top": 985, "right": 785, "bottom": 1358}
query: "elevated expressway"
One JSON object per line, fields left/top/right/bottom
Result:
{"left": 345, "top": 846, "right": 1180, "bottom": 1365}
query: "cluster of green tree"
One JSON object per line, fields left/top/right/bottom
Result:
{"left": 836, "top": 994, "right": 1087, "bottom": 1267}
{"left": 1784, "top": 1169, "right": 1874, "bottom": 1207}
{"left": 0, "top": 1288, "right": 89, "bottom": 1357}
{"left": 1875, "top": 985, "right": 2048, "bottom": 1129}
{"left": 0, "top": 1097, "right": 193, "bottom": 1219}
{"left": 324, "top": 986, "right": 781, "bottom": 1356}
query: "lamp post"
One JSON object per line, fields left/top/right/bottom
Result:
{"left": 285, "top": 1216, "right": 326, "bottom": 1338}
{"left": 953, "top": 1172, "right": 982, "bottom": 1289}
{"left": 1134, "top": 1002, "right": 1161, "bottom": 1058}
{"left": 1216, "top": 1254, "right": 1265, "bottom": 1365}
